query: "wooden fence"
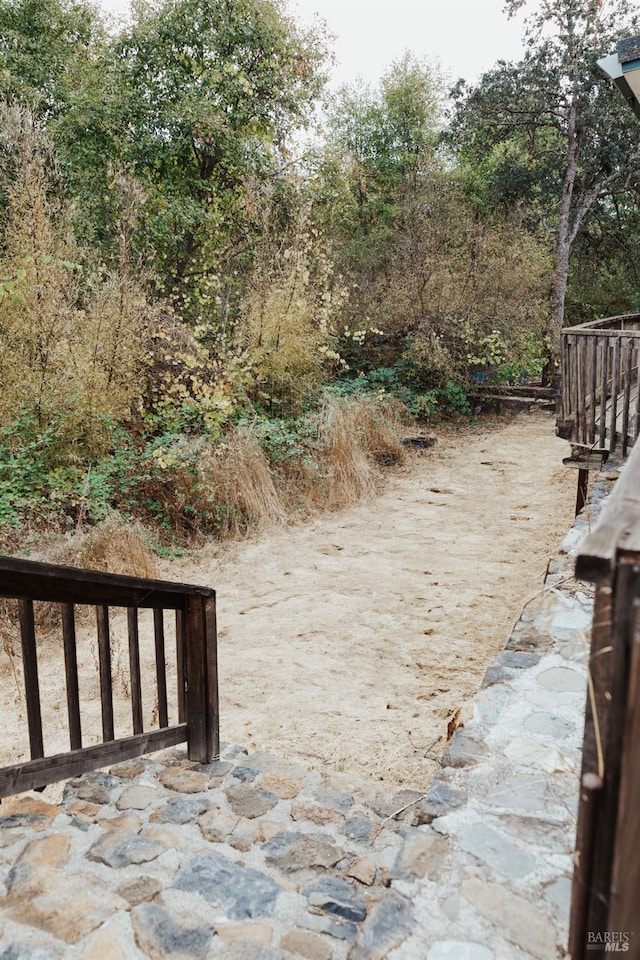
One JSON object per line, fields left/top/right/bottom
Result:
{"left": 569, "top": 438, "right": 640, "bottom": 957}
{"left": 0, "top": 556, "right": 219, "bottom": 798}
{"left": 558, "top": 313, "right": 640, "bottom": 457}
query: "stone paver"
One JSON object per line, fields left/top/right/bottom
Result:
{"left": 0, "top": 462, "right": 618, "bottom": 958}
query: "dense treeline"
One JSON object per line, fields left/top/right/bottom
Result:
{"left": 0, "top": 0, "right": 638, "bottom": 551}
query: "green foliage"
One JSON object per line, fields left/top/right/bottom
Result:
{"left": 240, "top": 193, "right": 348, "bottom": 413}
{"left": 410, "top": 381, "right": 472, "bottom": 421}
{"left": 448, "top": 0, "right": 640, "bottom": 354}
{"left": 0, "top": 0, "right": 102, "bottom": 115}
{"left": 105, "top": 0, "right": 330, "bottom": 315}
{"left": 466, "top": 329, "right": 546, "bottom": 384}
{"left": 252, "top": 414, "right": 319, "bottom": 464}
{"left": 328, "top": 53, "right": 445, "bottom": 188}
{"left": 0, "top": 414, "right": 80, "bottom": 527}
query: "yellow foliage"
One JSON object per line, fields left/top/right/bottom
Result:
{"left": 0, "top": 109, "right": 145, "bottom": 455}
{"left": 240, "top": 192, "right": 348, "bottom": 410}
{"left": 138, "top": 308, "right": 252, "bottom": 436}
{"left": 317, "top": 396, "right": 406, "bottom": 508}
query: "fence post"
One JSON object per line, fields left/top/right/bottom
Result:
{"left": 18, "top": 599, "right": 44, "bottom": 760}
{"left": 569, "top": 560, "right": 640, "bottom": 957}
{"left": 204, "top": 594, "right": 220, "bottom": 760}
{"left": 184, "top": 593, "right": 219, "bottom": 763}
{"left": 609, "top": 594, "right": 640, "bottom": 937}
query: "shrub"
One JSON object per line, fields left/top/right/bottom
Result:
{"left": 317, "top": 398, "right": 378, "bottom": 508}
{"left": 198, "top": 428, "right": 287, "bottom": 537}
{"left": 139, "top": 308, "right": 251, "bottom": 438}
{"left": 0, "top": 110, "right": 146, "bottom": 458}
{"left": 240, "top": 201, "right": 347, "bottom": 414}
{"left": 410, "top": 380, "right": 472, "bottom": 420}
{"left": 33, "top": 515, "right": 157, "bottom": 580}
{"left": 135, "top": 428, "right": 286, "bottom": 539}
{"left": 316, "top": 394, "right": 406, "bottom": 507}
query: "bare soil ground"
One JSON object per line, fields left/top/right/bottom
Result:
{"left": 1, "top": 410, "right": 575, "bottom": 793}
{"left": 167, "top": 410, "right": 575, "bottom": 788}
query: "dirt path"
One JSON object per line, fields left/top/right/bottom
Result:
{"left": 167, "top": 410, "right": 575, "bottom": 788}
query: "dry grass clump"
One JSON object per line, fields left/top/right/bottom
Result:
{"left": 22, "top": 517, "right": 158, "bottom": 631}
{"left": 35, "top": 516, "right": 158, "bottom": 580}
{"left": 199, "top": 427, "right": 287, "bottom": 537}
{"left": 314, "top": 396, "right": 406, "bottom": 510}
{"left": 318, "top": 400, "right": 379, "bottom": 508}
{"left": 0, "top": 516, "right": 158, "bottom": 658}
{"left": 351, "top": 396, "right": 407, "bottom": 467}
{"left": 133, "top": 429, "right": 286, "bottom": 539}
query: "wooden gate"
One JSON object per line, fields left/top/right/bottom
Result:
{"left": 0, "top": 556, "right": 219, "bottom": 798}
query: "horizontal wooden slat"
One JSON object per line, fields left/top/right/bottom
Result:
{"left": 0, "top": 725, "right": 187, "bottom": 798}
{"left": 565, "top": 313, "right": 640, "bottom": 334}
{"left": 560, "top": 328, "right": 640, "bottom": 338}
{"left": 0, "top": 556, "right": 214, "bottom": 608}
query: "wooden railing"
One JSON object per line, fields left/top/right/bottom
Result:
{"left": 0, "top": 556, "right": 219, "bottom": 798}
{"left": 569, "top": 439, "right": 640, "bottom": 958}
{"left": 558, "top": 313, "right": 640, "bottom": 457}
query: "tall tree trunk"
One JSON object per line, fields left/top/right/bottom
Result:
{"left": 551, "top": 233, "right": 572, "bottom": 360}
{"left": 547, "top": 94, "right": 580, "bottom": 378}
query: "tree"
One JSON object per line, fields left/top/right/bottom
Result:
{"left": 449, "top": 0, "right": 640, "bottom": 367}
{"left": 325, "top": 53, "right": 445, "bottom": 239}
{"left": 109, "top": 0, "right": 330, "bottom": 317}
{"left": 0, "top": 105, "right": 143, "bottom": 453}
{"left": 318, "top": 55, "right": 551, "bottom": 389}
{"left": 0, "top": 0, "right": 103, "bottom": 117}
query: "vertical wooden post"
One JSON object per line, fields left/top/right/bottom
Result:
{"left": 184, "top": 593, "right": 218, "bottom": 763}
{"left": 621, "top": 340, "right": 633, "bottom": 457}
{"left": 578, "top": 336, "right": 588, "bottom": 445}
{"left": 153, "top": 609, "right": 169, "bottom": 729}
{"left": 569, "top": 583, "right": 613, "bottom": 960}
{"left": 127, "top": 608, "right": 143, "bottom": 735}
{"left": 18, "top": 599, "right": 44, "bottom": 760}
{"left": 175, "top": 609, "right": 186, "bottom": 723}
{"left": 569, "top": 563, "right": 640, "bottom": 957}
{"left": 561, "top": 338, "right": 569, "bottom": 424}
{"left": 609, "top": 596, "right": 640, "bottom": 940}
{"left": 61, "top": 603, "right": 82, "bottom": 751}
{"left": 634, "top": 348, "right": 640, "bottom": 446}
{"left": 588, "top": 561, "right": 639, "bottom": 933}
{"left": 588, "top": 338, "right": 598, "bottom": 446}
{"left": 96, "top": 605, "right": 115, "bottom": 742}
{"left": 571, "top": 336, "right": 581, "bottom": 442}
{"left": 599, "top": 340, "right": 609, "bottom": 451}
{"left": 609, "top": 337, "right": 621, "bottom": 453}
{"left": 575, "top": 468, "right": 589, "bottom": 517}
{"left": 204, "top": 595, "right": 220, "bottom": 760}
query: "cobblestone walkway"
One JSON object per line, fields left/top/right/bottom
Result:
{"left": 0, "top": 466, "right": 617, "bottom": 959}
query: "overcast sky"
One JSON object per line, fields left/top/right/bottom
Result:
{"left": 291, "top": 0, "right": 525, "bottom": 87}
{"left": 98, "top": 0, "right": 526, "bottom": 88}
